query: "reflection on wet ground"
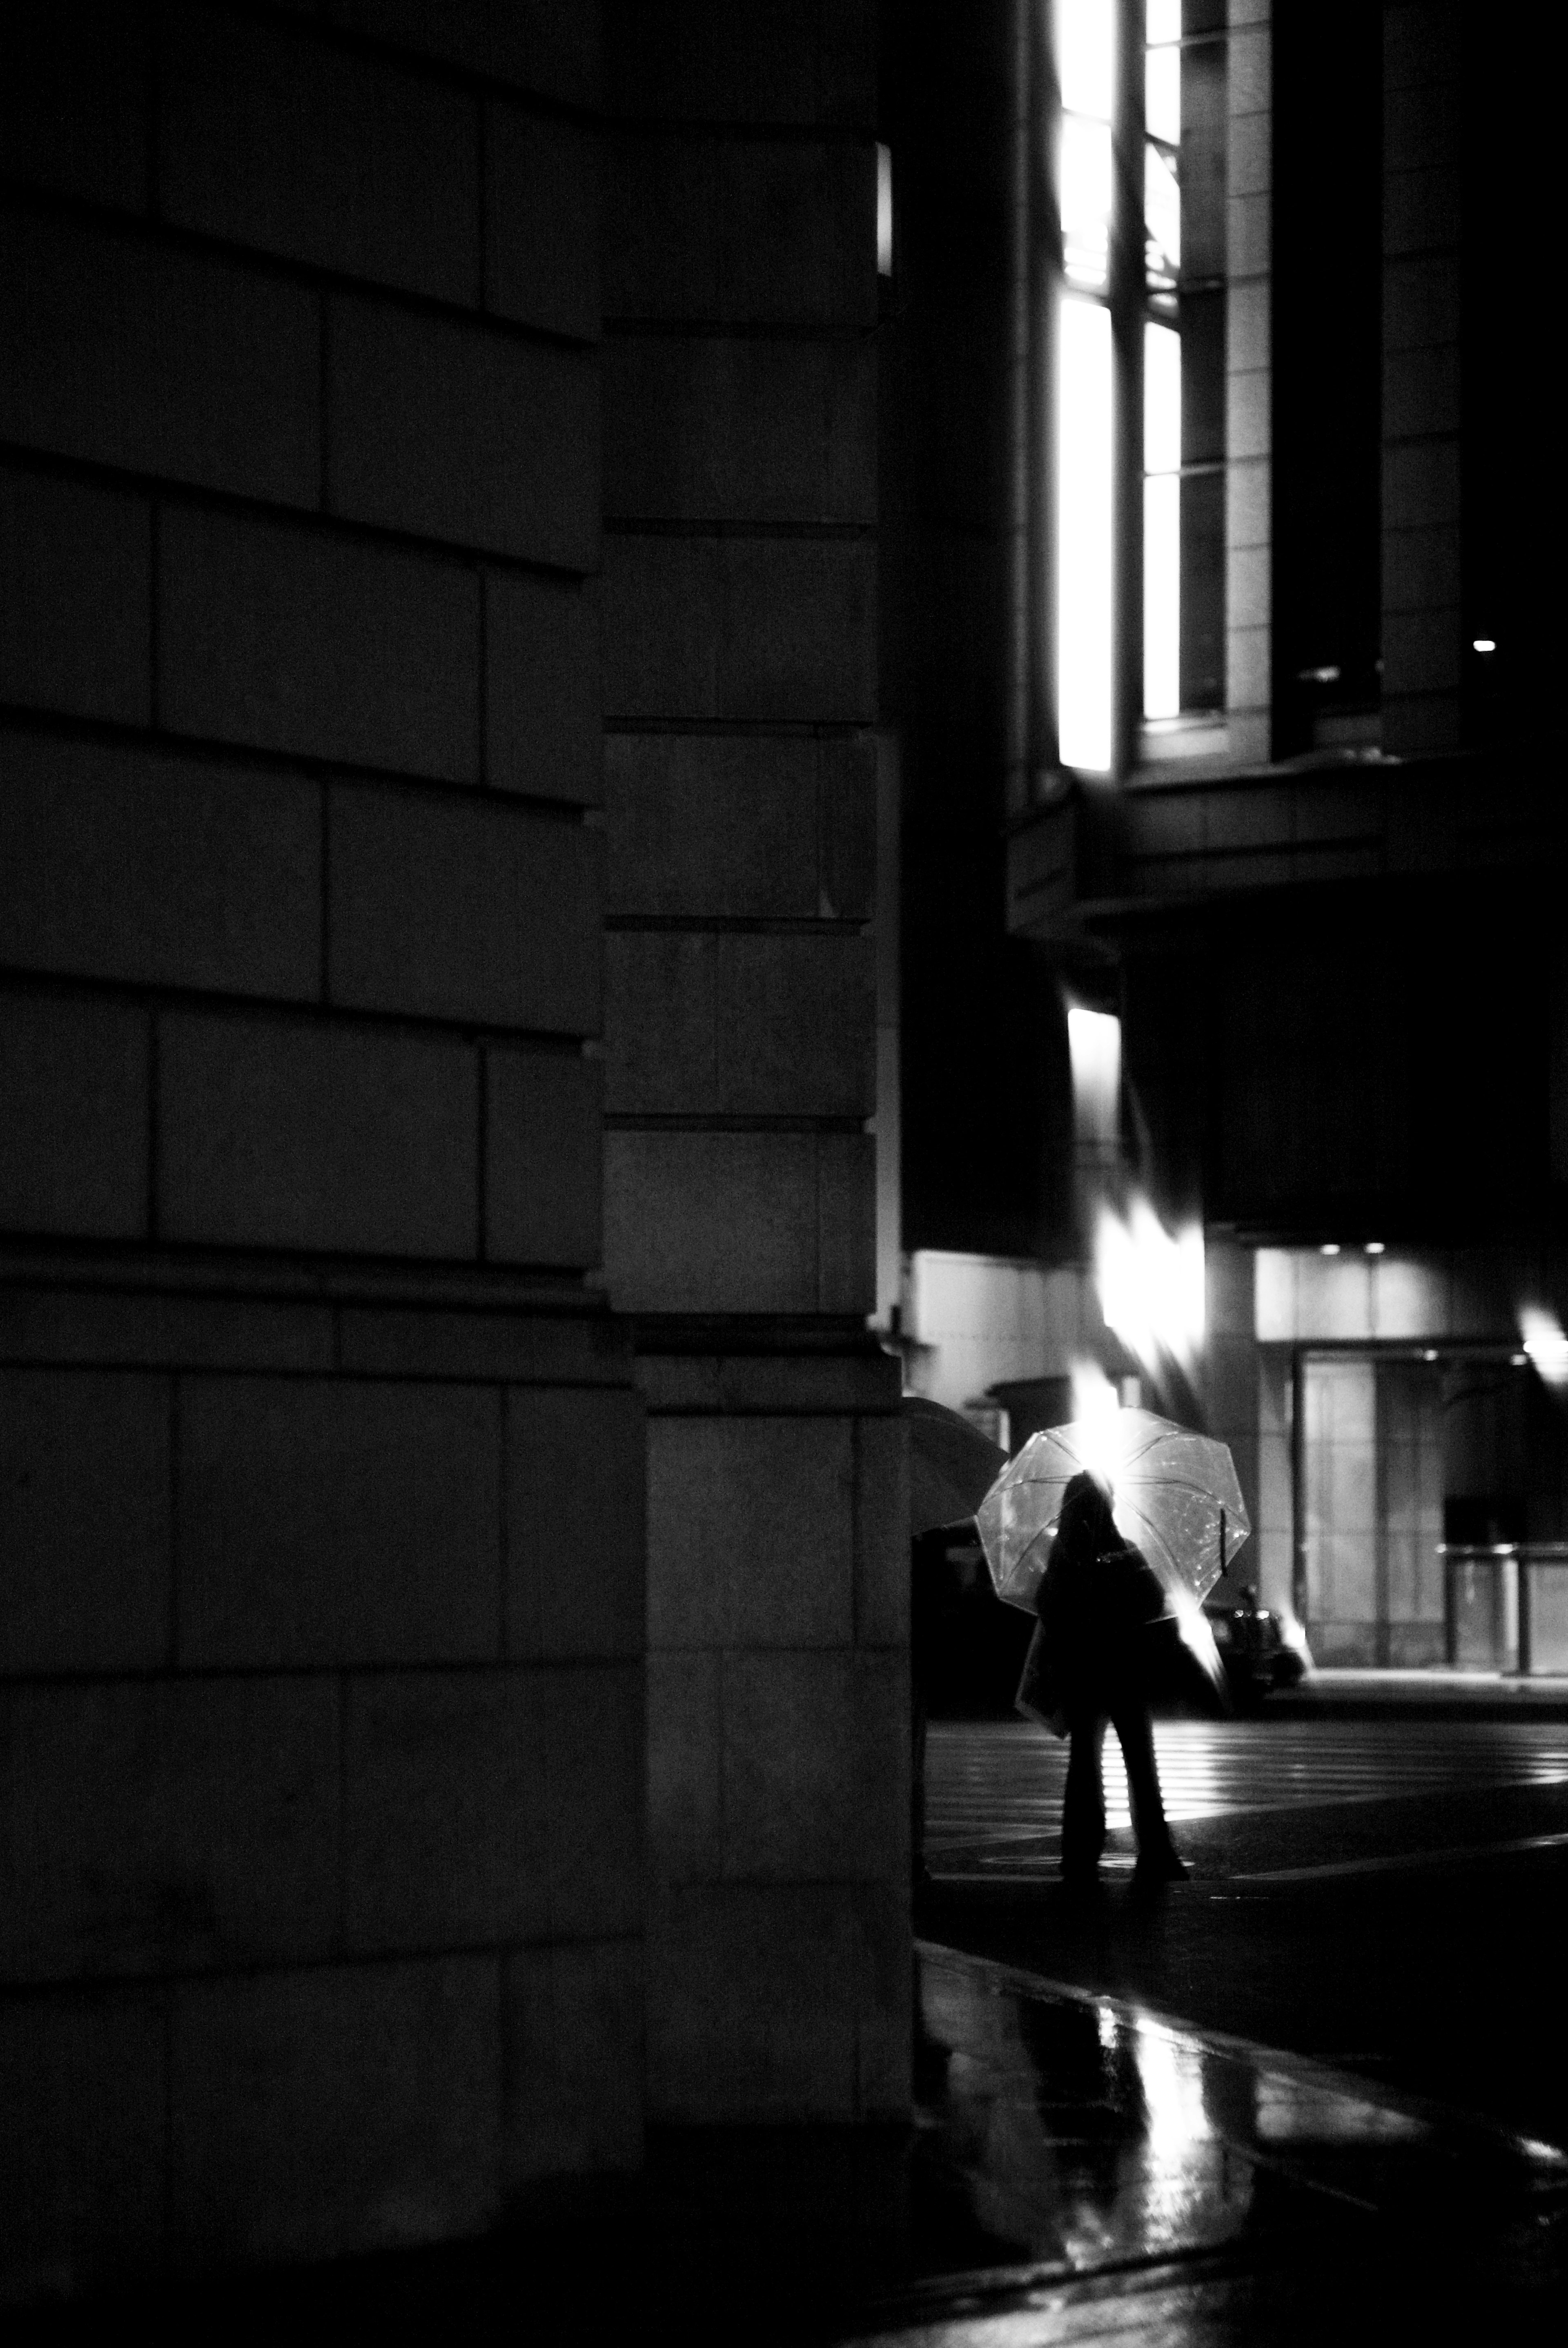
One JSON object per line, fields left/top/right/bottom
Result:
{"left": 848, "top": 1942, "right": 1568, "bottom": 2343}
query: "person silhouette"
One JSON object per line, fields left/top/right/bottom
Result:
{"left": 1023, "top": 1468, "right": 1187, "bottom": 1888}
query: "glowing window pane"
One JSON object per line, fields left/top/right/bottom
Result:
{"left": 1146, "top": 44, "right": 1180, "bottom": 145}
{"left": 1144, "top": 323, "right": 1181, "bottom": 721}
{"left": 1145, "top": 140, "right": 1180, "bottom": 288}
{"left": 1144, "top": 319, "right": 1182, "bottom": 476}
{"left": 1061, "top": 113, "right": 1114, "bottom": 290}
{"left": 1057, "top": 0, "right": 1114, "bottom": 120}
{"left": 1057, "top": 296, "right": 1115, "bottom": 773}
{"left": 1146, "top": 0, "right": 1181, "bottom": 44}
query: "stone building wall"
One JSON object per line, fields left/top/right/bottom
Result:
{"left": 599, "top": 0, "right": 909, "bottom": 2125}
{"left": 1, "top": 0, "right": 644, "bottom": 2295}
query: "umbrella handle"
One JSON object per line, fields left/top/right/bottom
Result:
{"left": 1219, "top": 1506, "right": 1226, "bottom": 1577}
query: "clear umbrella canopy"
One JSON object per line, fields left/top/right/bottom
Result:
{"left": 977, "top": 1408, "right": 1250, "bottom": 1614}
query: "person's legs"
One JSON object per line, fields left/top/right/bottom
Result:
{"left": 1113, "top": 1700, "right": 1186, "bottom": 1878}
{"left": 1062, "top": 1711, "right": 1107, "bottom": 1878}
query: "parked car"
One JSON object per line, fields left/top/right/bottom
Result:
{"left": 1202, "top": 1586, "right": 1311, "bottom": 1709}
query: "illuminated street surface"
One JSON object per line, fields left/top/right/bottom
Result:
{"left": 868, "top": 1718, "right": 1568, "bottom": 2344}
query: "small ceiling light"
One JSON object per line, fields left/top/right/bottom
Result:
{"left": 1512, "top": 1352, "right": 1530, "bottom": 1367}
{"left": 1422, "top": 1349, "right": 1439, "bottom": 1363}
{"left": 1365, "top": 1241, "right": 1385, "bottom": 1255}
{"left": 1473, "top": 638, "right": 1496, "bottom": 654}
{"left": 1319, "top": 1243, "right": 1340, "bottom": 1256}
{"left": 1296, "top": 665, "right": 1341, "bottom": 685}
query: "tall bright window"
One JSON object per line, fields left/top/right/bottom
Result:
{"left": 1048, "top": 1, "right": 1227, "bottom": 775}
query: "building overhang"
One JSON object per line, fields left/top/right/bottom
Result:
{"left": 1006, "top": 749, "right": 1564, "bottom": 945}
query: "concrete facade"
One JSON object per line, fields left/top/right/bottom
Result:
{"left": 1, "top": 0, "right": 900, "bottom": 2300}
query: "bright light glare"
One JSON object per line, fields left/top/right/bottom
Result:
{"left": 1057, "top": 296, "right": 1115, "bottom": 771}
{"left": 1146, "top": 0, "right": 1181, "bottom": 45}
{"left": 1067, "top": 1005, "right": 1122, "bottom": 1152}
{"left": 1521, "top": 1307, "right": 1568, "bottom": 1387}
{"left": 876, "top": 143, "right": 893, "bottom": 275}
{"left": 1143, "top": 323, "right": 1181, "bottom": 720}
{"left": 1060, "top": 113, "right": 1113, "bottom": 288}
{"left": 1144, "top": 141, "right": 1180, "bottom": 281}
{"left": 1058, "top": 0, "right": 1114, "bottom": 120}
{"left": 1070, "top": 1358, "right": 1123, "bottom": 1473}
{"left": 1473, "top": 638, "right": 1496, "bottom": 653}
{"left": 1145, "top": 42, "right": 1180, "bottom": 145}
{"left": 1096, "top": 1198, "right": 1205, "bottom": 1373}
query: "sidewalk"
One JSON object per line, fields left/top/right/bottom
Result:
{"left": 1269, "top": 1668, "right": 1568, "bottom": 1720}
{"left": 15, "top": 1941, "right": 1567, "bottom": 2345}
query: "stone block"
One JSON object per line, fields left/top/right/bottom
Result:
{"left": 646, "top": 1416, "right": 853, "bottom": 1650}
{"left": 1382, "top": 521, "right": 1461, "bottom": 614}
{"left": 1225, "top": 545, "right": 1270, "bottom": 630}
{"left": 603, "top": 135, "right": 720, "bottom": 319}
{"left": 1383, "top": 164, "right": 1462, "bottom": 258}
{"left": 1226, "top": 279, "right": 1270, "bottom": 376}
{"left": 1381, "top": 437, "right": 1461, "bottom": 531}
{"left": 0, "top": 1288, "right": 336, "bottom": 1378}
{"left": 606, "top": 0, "right": 874, "bottom": 125}
{"left": 716, "top": 140, "right": 877, "bottom": 325}
{"left": 604, "top": 337, "right": 875, "bottom": 524}
{"left": 604, "top": 933, "right": 718, "bottom": 1113}
{"left": 1383, "top": 343, "right": 1460, "bottom": 441}
{"left": 176, "top": 1374, "right": 501, "bottom": 1666}
{"left": 603, "top": 1130, "right": 817, "bottom": 1313}
{"left": 158, "top": 506, "right": 479, "bottom": 783}
{"left": 505, "top": 1384, "right": 645, "bottom": 1661}
{"left": 604, "top": 537, "right": 875, "bottom": 722}
{"left": 0, "top": 1984, "right": 166, "bottom": 2301}
{"left": 0, "top": 1676, "right": 339, "bottom": 1981}
{"left": 502, "top": 1938, "right": 643, "bottom": 2183}
{"left": 647, "top": 1649, "right": 722, "bottom": 1884}
{"left": 485, "top": 1049, "right": 604, "bottom": 1268}
{"left": 158, "top": 1012, "right": 478, "bottom": 1259}
{"left": 1384, "top": 78, "right": 1461, "bottom": 173}
{"left": 486, "top": 105, "right": 599, "bottom": 340}
{"left": 1227, "top": 23, "right": 1270, "bottom": 116}
{"left": 1225, "top": 367, "right": 1270, "bottom": 463}
{"left": 0, "top": 990, "right": 149, "bottom": 1241}
{"left": 1226, "top": 624, "right": 1271, "bottom": 711}
{"left": 0, "top": 733, "right": 319, "bottom": 1000}
{"left": 0, "top": 1370, "right": 170, "bottom": 1676}
{"left": 0, "top": 4, "right": 149, "bottom": 211}
{"left": 1225, "top": 455, "right": 1270, "bottom": 551}
{"left": 817, "top": 1132, "right": 875, "bottom": 1313}
{"left": 168, "top": 1955, "right": 501, "bottom": 2266}
{"left": 719, "top": 1649, "right": 906, "bottom": 1883}
{"left": 1226, "top": 192, "right": 1270, "bottom": 279}
{"left": 854, "top": 1414, "right": 909, "bottom": 1647}
{"left": 1383, "top": 253, "right": 1461, "bottom": 352}
{"left": 646, "top": 1882, "right": 891, "bottom": 2121}
{"left": 486, "top": 572, "right": 602, "bottom": 805}
{"left": 715, "top": 934, "right": 875, "bottom": 1116}
{"left": 0, "top": 211, "right": 318, "bottom": 506}
{"left": 329, "top": 784, "right": 600, "bottom": 1032}
{"left": 158, "top": 4, "right": 480, "bottom": 305}
{"left": 600, "top": 537, "right": 717, "bottom": 718}
{"left": 717, "top": 539, "right": 876, "bottom": 721}
{"left": 326, "top": 0, "right": 601, "bottom": 106}
{"left": 0, "top": 468, "right": 150, "bottom": 724}
{"left": 327, "top": 297, "right": 598, "bottom": 570}
{"left": 602, "top": 734, "right": 817, "bottom": 918}
{"left": 343, "top": 1667, "right": 549, "bottom": 1951}
{"left": 818, "top": 734, "right": 878, "bottom": 920}
{"left": 1383, "top": 606, "right": 1462, "bottom": 697}
{"left": 534, "top": 1662, "right": 643, "bottom": 1938}
{"left": 1227, "top": 108, "right": 1270, "bottom": 198}
{"left": 335, "top": 1305, "right": 620, "bottom": 1386}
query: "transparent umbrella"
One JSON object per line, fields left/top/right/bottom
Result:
{"left": 976, "top": 1408, "right": 1250, "bottom": 1615}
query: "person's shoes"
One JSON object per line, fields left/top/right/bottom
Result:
{"left": 1132, "top": 1846, "right": 1188, "bottom": 1888}
{"left": 1061, "top": 1861, "right": 1102, "bottom": 1891}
